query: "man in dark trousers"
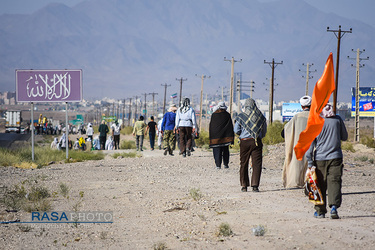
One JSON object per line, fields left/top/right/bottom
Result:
{"left": 306, "top": 104, "right": 348, "bottom": 219}
{"left": 145, "top": 116, "right": 158, "bottom": 150}
{"left": 234, "top": 98, "right": 267, "bottom": 192}
{"left": 98, "top": 120, "right": 109, "bottom": 150}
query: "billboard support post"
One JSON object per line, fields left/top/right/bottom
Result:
{"left": 31, "top": 102, "right": 34, "bottom": 161}
{"left": 66, "top": 102, "right": 69, "bottom": 160}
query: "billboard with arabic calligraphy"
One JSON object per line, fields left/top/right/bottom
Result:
{"left": 351, "top": 87, "right": 375, "bottom": 117}
{"left": 16, "top": 70, "right": 82, "bottom": 102}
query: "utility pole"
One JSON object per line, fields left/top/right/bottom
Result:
{"left": 117, "top": 101, "right": 120, "bottom": 121}
{"left": 205, "top": 93, "right": 209, "bottom": 131}
{"left": 196, "top": 74, "right": 211, "bottom": 131}
{"left": 224, "top": 57, "right": 242, "bottom": 118}
{"left": 327, "top": 25, "right": 352, "bottom": 114}
{"left": 122, "top": 99, "right": 125, "bottom": 128}
{"left": 299, "top": 63, "right": 316, "bottom": 96}
{"left": 134, "top": 96, "right": 138, "bottom": 121}
{"left": 149, "top": 92, "right": 158, "bottom": 118}
{"left": 127, "top": 98, "right": 132, "bottom": 126}
{"left": 176, "top": 77, "right": 187, "bottom": 105}
{"left": 264, "top": 58, "right": 283, "bottom": 124}
{"left": 161, "top": 83, "right": 171, "bottom": 114}
{"left": 221, "top": 86, "right": 227, "bottom": 101}
{"left": 236, "top": 80, "right": 241, "bottom": 114}
{"left": 142, "top": 93, "right": 152, "bottom": 120}
{"left": 348, "top": 48, "right": 369, "bottom": 142}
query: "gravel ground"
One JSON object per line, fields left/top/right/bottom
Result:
{"left": 0, "top": 142, "right": 375, "bottom": 249}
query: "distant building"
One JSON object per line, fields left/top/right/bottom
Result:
{"left": 0, "top": 91, "right": 16, "bottom": 105}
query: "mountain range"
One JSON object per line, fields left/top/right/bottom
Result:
{"left": 1, "top": 0, "right": 374, "bottom": 103}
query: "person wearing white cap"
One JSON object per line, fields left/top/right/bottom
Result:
{"left": 281, "top": 95, "right": 312, "bottom": 188}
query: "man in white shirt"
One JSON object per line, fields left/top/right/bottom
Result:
{"left": 111, "top": 120, "right": 121, "bottom": 150}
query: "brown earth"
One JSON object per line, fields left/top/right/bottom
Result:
{"left": 0, "top": 136, "right": 375, "bottom": 249}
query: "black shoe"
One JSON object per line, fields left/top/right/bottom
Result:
{"left": 187, "top": 150, "right": 191, "bottom": 156}
{"left": 252, "top": 187, "right": 259, "bottom": 192}
{"left": 169, "top": 149, "right": 174, "bottom": 156}
{"left": 182, "top": 152, "right": 186, "bottom": 157}
{"left": 241, "top": 187, "right": 247, "bottom": 192}
{"left": 224, "top": 165, "right": 229, "bottom": 169}
{"left": 164, "top": 149, "right": 168, "bottom": 156}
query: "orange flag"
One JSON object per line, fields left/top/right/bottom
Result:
{"left": 294, "top": 53, "right": 335, "bottom": 160}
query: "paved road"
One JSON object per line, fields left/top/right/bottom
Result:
{"left": 0, "top": 133, "right": 31, "bottom": 148}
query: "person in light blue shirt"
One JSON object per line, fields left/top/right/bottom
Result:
{"left": 175, "top": 97, "right": 196, "bottom": 157}
{"left": 161, "top": 104, "right": 177, "bottom": 156}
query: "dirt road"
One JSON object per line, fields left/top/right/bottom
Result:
{"left": 1, "top": 143, "right": 375, "bottom": 249}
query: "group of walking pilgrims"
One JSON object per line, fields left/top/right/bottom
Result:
{"left": 133, "top": 94, "right": 348, "bottom": 220}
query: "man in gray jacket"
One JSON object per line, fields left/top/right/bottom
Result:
{"left": 306, "top": 104, "right": 348, "bottom": 219}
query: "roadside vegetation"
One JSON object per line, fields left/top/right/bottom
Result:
{"left": 0, "top": 146, "right": 105, "bottom": 168}
{"left": 121, "top": 126, "right": 133, "bottom": 135}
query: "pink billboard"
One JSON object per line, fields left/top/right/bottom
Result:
{"left": 16, "top": 69, "right": 82, "bottom": 102}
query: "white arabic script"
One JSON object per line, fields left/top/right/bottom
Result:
{"left": 26, "top": 73, "right": 72, "bottom": 100}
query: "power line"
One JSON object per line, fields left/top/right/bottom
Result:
{"left": 236, "top": 80, "right": 255, "bottom": 108}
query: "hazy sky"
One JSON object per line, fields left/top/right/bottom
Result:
{"left": 1, "top": 0, "right": 374, "bottom": 28}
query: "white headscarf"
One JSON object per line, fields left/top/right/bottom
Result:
{"left": 321, "top": 103, "right": 335, "bottom": 118}
{"left": 213, "top": 101, "right": 227, "bottom": 112}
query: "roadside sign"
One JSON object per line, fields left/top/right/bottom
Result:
{"left": 16, "top": 69, "right": 82, "bottom": 102}
{"left": 282, "top": 103, "right": 302, "bottom": 122}
{"left": 351, "top": 87, "right": 375, "bottom": 117}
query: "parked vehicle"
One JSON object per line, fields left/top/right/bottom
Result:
{"left": 5, "top": 111, "right": 22, "bottom": 133}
